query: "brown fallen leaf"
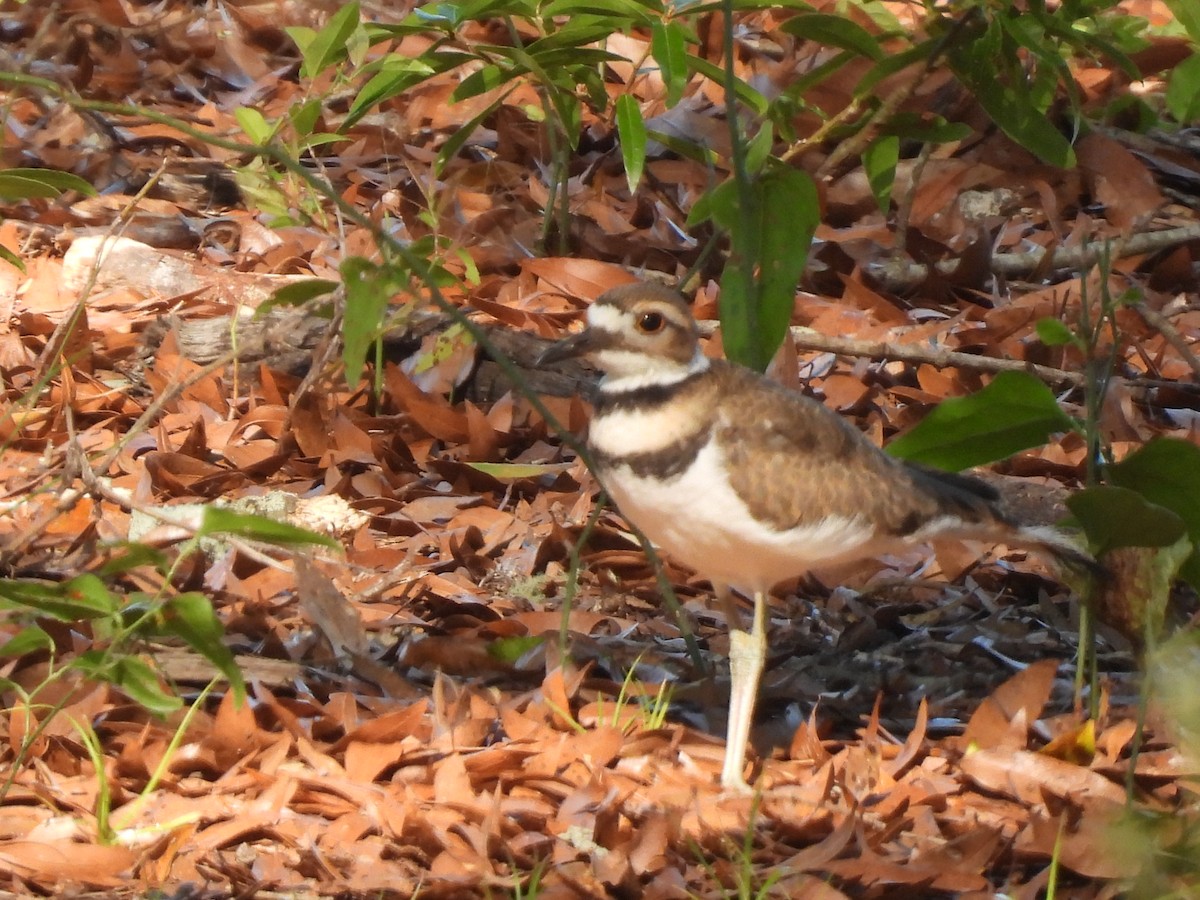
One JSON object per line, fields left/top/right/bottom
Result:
{"left": 960, "top": 659, "right": 1060, "bottom": 751}
{"left": 0, "top": 840, "right": 136, "bottom": 886}
{"left": 960, "top": 747, "right": 1127, "bottom": 807}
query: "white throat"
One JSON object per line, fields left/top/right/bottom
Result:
{"left": 597, "top": 347, "right": 710, "bottom": 393}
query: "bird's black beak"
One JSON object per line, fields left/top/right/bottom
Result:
{"left": 536, "top": 328, "right": 598, "bottom": 367}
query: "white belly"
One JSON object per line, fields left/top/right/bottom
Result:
{"left": 599, "top": 439, "right": 879, "bottom": 595}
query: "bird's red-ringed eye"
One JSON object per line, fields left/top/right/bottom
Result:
{"left": 637, "top": 311, "right": 665, "bottom": 333}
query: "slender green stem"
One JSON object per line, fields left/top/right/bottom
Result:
{"left": 0, "top": 686, "right": 71, "bottom": 804}
{"left": 110, "top": 678, "right": 219, "bottom": 831}
{"left": 558, "top": 492, "right": 607, "bottom": 654}
{"left": 719, "top": 0, "right": 763, "bottom": 371}
{"left": 645, "top": 539, "right": 704, "bottom": 671}
{"left": 537, "top": 89, "right": 571, "bottom": 257}
{"left": 1126, "top": 631, "right": 1154, "bottom": 802}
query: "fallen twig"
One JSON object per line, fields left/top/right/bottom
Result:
{"left": 697, "top": 320, "right": 1200, "bottom": 395}
{"left": 864, "top": 223, "right": 1200, "bottom": 291}
{"left": 1136, "top": 302, "right": 1200, "bottom": 381}
{"left": 697, "top": 320, "right": 1085, "bottom": 387}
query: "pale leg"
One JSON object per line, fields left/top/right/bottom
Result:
{"left": 720, "top": 587, "right": 768, "bottom": 792}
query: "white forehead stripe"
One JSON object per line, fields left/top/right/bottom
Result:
{"left": 586, "top": 302, "right": 627, "bottom": 330}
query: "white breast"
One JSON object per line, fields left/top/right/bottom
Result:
{"left": 598, "top": 438, "right": 880, "bottom": 596}
{"left": 587, "top": 398, "right": 705, "bottom": 458}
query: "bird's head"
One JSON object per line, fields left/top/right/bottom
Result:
{"left": 536, "top": 282, "right": 707, "bottom": 388}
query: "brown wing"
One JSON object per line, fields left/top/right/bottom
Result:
{"left": 713, "top": 362, "right": 1005, "bottom": 535}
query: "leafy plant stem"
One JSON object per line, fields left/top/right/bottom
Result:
{"left": 70, "top": 715, "right": 114, "bottom": 843}
{"left": 1046, "top": 812, "right": 1065, "bottom": 899}
{"left": 779, "top": 95, "right": 862, "bottom": 165}
{"left": 1074, "top": 601, "right": 1092, "bottom": 708}
{"left": 1077, "top": 264, "right": 1109, "bottom": 489}
{"left": 680, "top": 229, "right": 725, "bottom": 293}
{"left": 1075, "top": 247, "right": 1123, "bottom": 718}
{"left": 1126, "top": 635, "right": 1154, "bottom": 802}
{"left": 539, "top": 87, "right": 571, "bottom": 256}
{"left": 720, "top": 0, "right": 761, "bottom": 369}
{"left": 607, "top": 651, "right": 642, "bottom": 730}
{"left": 0, "top": 684, "right": 71, "bottom": 805}
{"left": 816, "top": 75, "right": 918, "bottom": 180}
{"left": 110, "top": 678, "right": 219, "bottom": 832}
{"left": 892, "top": 141, "right": 932, "bottom": 256}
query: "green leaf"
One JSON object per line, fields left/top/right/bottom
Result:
{"left": 1147, "top": 632, "right": 1200, "bottom": 765}
{"left": 521, "top": 34, "right": 630, "bottom": 60}
{"left": 540, "top": 0, "right": 657, "bottom": 23}
{"left": 487, "top": 634, "right": 544, "bottom": 663}
{"left": 1067, "top": 486, "right": 1188, "bottom": 556}
{"left": 948, "top": 22, "right": 1077, "bottom": 168}
{"left": 1035, "top": 317, "right": 1077, "bottom": 347}
{"left": 651, "top": 20, "right": 689, "bottom": 107}
{"left": 778, "top": 13, "right": 884, "bottom": 60}
{"left": 299, "top": 133, "right": 347, "bottom": 153}
{"left": 295, "top": 1, "right": 361, "bottom": 79}
{"left": 436, "top": 94, "right": 507, "bottom": 176}
{"left": 466, "top": 462, "right": 571, "bottom": 479}
{"left": 878, "top": 113, "right": 972, "bottom": 144}
{"left": 0, "top": 574, "right": 119, "bottom": 620}
{"left": 340, "top": 257, "right": 393, "bottom": 387}
{"left": 345, "top": 55, "right": 445, "bottom": 129}
{"left": 111, "top": 657, "right": 182, "bottom": 715}
{"left": 686, "top": 56, "right": 768, "bottom": 115}
{"left": 863, "top": 134, "right": 898, "bottom": 212}
{"left": 744, "top": 122, "right": 775, "bottom": 175}
{"left": 974, "top": 80, "right": 1074, "bottom": 167}
{"left": 0, "top": 244, "right": 24, "bottom": 272}
{"left": 0, "top": 168, "right": 96, "bottom": 200}
{"left": 853, "top": 42, "right": 934, "bottom": 97}
{"left": 284, "top": 26, "right": 316, "bottom": 60}
{"left": 453, "top": 63, "right": 514, "bottom": 103}
{"left": 97, "top": 543, "right": 171, "bottom": 577}
{"left": 694, "top": 180, "right": 753, "bottom": 351}
{"left": 704, "top": 165, "right": 819, "bottom": 371}
{"left": 65, "top": 574, "right": 122, "bottom": 616}
{"left": 1106, "top": 437, "right": 1200, "bottom": 586}
{"left": 681, "top": 0, "right": 816, "bottom": 12}
{"left": 615, "top": 94, "right": 647, "bottom": 194}
{"left": 258, "top": 278, "right": 340, "bottom": 316}
{"left": 886, "top": 370, "right": 1076, "bottom": 471}
{"left": 0, "top": 625, "right": 53, "bottom": 657}
{"left": 161, "top": 593, "right": 245, "bottom": 701}
{"left": 752, "top": 164, "right": 819, "bottom": 357}
{"left": 1165, "top": 0, "right": 1200, "bottom": 43}
{"left": 234, "top": 107, "right": 275, "bottom": 145}
{"left": 646, "top": 129, "right": 720, "bottom": 166}
{"left": 455, "top": 0, "right": 538, "bottom": 21}
{"left": 197, "top": 507, "right": 340, "bottom": 550}
{"left": 288, "top": 99, "right": 323, "bottom": 139}
{"left": 1167, "top": 53, "right": 1200, "bottom": 124}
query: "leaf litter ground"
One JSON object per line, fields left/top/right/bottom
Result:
{"left": 0, "top": 0, "right": 1199, "bottom": 896}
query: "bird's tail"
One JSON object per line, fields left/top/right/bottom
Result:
{"left": 1006, "top": 523, "right": 1105, "bottom": 581}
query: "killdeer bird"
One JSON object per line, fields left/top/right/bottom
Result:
{"left": 538, "top": 282, "right": 1094, "bottom": 791}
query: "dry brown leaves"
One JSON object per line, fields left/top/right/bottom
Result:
{"left": 0, "top": 0, "right": 1198, "bottom": 896}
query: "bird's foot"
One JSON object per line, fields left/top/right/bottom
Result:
{"left": 719, "top": 773, "right": 755, "bottom": 796}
